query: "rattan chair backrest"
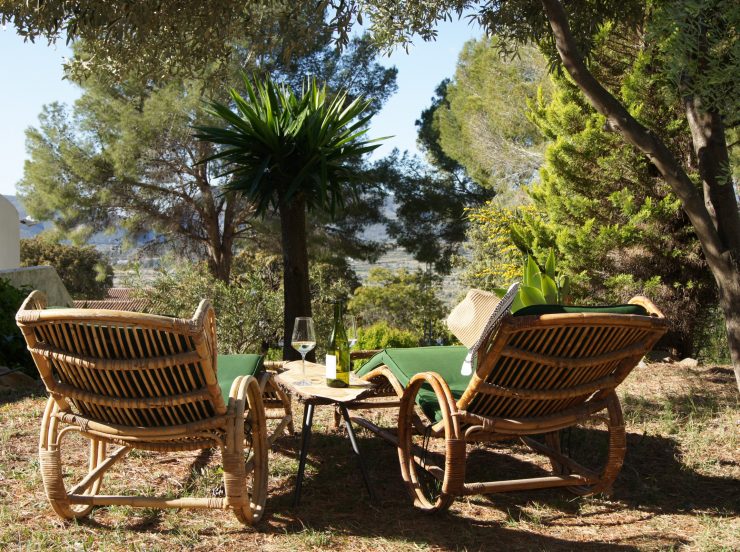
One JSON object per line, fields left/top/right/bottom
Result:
{"left": 459, "top": 307, "right": 667, "bottom": 420}
{"left": 16, "top": 291, "right": 225, "bottom": 428}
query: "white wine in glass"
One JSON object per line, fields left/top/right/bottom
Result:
{"left": 346, "top": 315, "right": 358, "bottom": 349}
{"left": 292, "top": 317, "right": 316, "bottom": 386}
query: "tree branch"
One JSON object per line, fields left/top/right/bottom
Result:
{"left": 540, "top": 0, "right": 728, "bottom": 266}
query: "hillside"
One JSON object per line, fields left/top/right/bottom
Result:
{"left": 5, "top": 193, "right": 465, "bottom": 302}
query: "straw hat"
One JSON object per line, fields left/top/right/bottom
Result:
{"left": 447, "top": 283, "right": 519, "bottom": 348}
{"left": 447, "top": 283, "right": 520, "bottom": 376}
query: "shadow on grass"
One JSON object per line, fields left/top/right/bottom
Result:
{"left": 0, "top": 385, "right": 45, "bottom": 406}
{"left": 26, "top": 371, "right": 737, "bottom": 550}
{"left": 256, "top": 401, "right": 738, "bottom": 550}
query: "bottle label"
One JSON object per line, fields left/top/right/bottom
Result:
{"left": 325, "top": 354, "right": 337, "bottom": 379}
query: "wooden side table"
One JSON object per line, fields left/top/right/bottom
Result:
{"left": 274, "top": 360, "right": 378, "bottom": 506}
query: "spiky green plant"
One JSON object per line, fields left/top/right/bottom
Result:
{"left": 496, "top": 249, "right": 570, "bottom": 312}
{"left": 195, "top": 75, "right": 384, "bottom": 358}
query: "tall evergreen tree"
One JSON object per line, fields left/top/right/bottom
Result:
{"left": 19, "top": 36, "right": 397, "bottom": 282}
{"left": 326, "top": 0, "right": 740, "bottom": 388}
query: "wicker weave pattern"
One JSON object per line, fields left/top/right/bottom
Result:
{"left": 15, "top": 290, "right": 276, "bottom": 525}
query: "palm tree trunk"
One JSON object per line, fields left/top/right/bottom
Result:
{"left": 279, "top": 196, "right": 312, "bottom": 361}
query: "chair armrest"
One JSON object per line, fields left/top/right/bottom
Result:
{"left": 628, "top": 296, "right": 665, "bottom": 318}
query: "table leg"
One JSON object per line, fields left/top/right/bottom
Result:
{"left": 338, "top": 405, "right": 377, "bottom": 502}
{"left": 294, "top": 402, "right": 315, "bottom": 507}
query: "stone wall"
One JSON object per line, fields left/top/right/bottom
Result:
{"left": 0, "top": 266, "right": 73, "bottom": 307}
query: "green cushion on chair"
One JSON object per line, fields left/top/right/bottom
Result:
{"left": 356, "top": 346, "right": 470, "bottom": 423}
{"left": 217, "top": 354, "right": 264, "bottom": 400}
{"left": 513, "top": 304, "right": 648, "bottom": 316}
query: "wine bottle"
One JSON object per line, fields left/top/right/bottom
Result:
{"left": 325, "top": 301, "right": 350, "bottom": 388}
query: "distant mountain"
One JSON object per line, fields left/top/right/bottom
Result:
{"left": 4, "top": 195, "right": 51, "bottom": 239}
{"left": 4, "top": 193, "right": 463, "bottom": 301}
{"left": 4, "top": 194, "right": 129, "bottom": 251}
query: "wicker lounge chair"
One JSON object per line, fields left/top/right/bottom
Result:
{"left": 15, "top": 290, "right": 292, "bottom": 525}
{"left": 352, "top": 297, "right": 667, "bottom": 512}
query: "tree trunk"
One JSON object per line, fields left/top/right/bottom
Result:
{"left": 279, "top": 195, "right": 312, "bottom": 361}
{"left": 541, "top": 0, "right": 740, "bottom": 390}
{"left": 684, "top": 97, "right": 740, "bottom": 381}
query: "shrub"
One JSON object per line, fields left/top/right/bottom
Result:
{"left": 0, "top": 278, "right": 35, "bottom": 377}
{"left": 20, "top": 237, "right": 114, "bottom": 299}
{"left": 128, "top": 252, "right": 360, "bottom": 357}
{"left": 349, "top": 268, "right": 446, "bottom": 335}
{"left": 129, "top": 257, "right": 283, "bottom": 355}
{"left": 355, "top": 322, "right": 419, "bottom": 350}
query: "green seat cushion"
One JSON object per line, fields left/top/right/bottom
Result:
{"left": 513, "top": 304, "right": 648, "bottom": 316}
{"left": 356, "top": 346, "right": 470, "bottom": 423}
{"left": 217, "top": 354, "right": 264, "bottom": 400}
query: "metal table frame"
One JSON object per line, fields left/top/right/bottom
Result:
{"left": 273, "top": 360, "right": 379, "bottom": 507}
{"left": 293, "top": 400, "right": 376, "bottom": 506}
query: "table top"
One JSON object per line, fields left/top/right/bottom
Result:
{"left": 274, "top": 360, "right": 375, "bottom": 403}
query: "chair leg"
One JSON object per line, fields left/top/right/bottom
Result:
{"left": 261, "top": 373, "right": 295, "bottom": 438}
{"left": 226, "top": 375, "right": 268, "bottom": 526}
{"left": 534, "top": 393, "right": 626, "bottom": 496}
{"left": 397, "top": 372, "right": 464, "bottom": 513}
{"left": 38, "top": 398, "right": 110, "bottom": 520}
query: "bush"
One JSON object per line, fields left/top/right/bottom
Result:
{"left": 355, "top": 322, "right": 419, "bottom": 350}
{"left": 0, "top": 279, "right": 35, "bottom": 377}
{"left": 349, "top": 268, "right": 446, "bottom": 335}
{"left": 128, "top": 252, "right": 360, "bottom": 357}
{"left": 20, "top": 237, "right": 114, "bottom": 299}
{"left": 129, "top": 256, "right": 283, "bottom": 355}
{"left": 353, "top": 321, "right": 420, "bottom": 370}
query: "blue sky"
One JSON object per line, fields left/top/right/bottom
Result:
{"left": 0, "top": 19, "right": 482, "bottom": 196}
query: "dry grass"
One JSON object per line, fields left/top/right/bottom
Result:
{"left": 1, "top": 363, "right": 738, "bottom": 551}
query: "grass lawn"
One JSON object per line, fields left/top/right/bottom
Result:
{"left": 1, "top": 362, "right": 738, "bottom": 551}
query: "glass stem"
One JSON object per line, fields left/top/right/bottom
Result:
{"left": 301, "top": 354, "right": 306, "bottom": 379}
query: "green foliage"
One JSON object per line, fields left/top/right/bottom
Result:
{"left": 18, "top": 70, "right": 254, "bottom": 281}
{"left": 0, "top": 1, "right": 329, "bottom": 84}
{"left": 646, "top": 0, "right": 739, "bottom": 128}
{"left": 0, "top": 279, "right": 34, "bottom": 376}
{"left": 496, "top": 251, "right": 570, "bottom": 311}
{"left": 467, "top": 68, "right": 717, "bottom": 356}
{"left": 130, "top": 253, "right": 359, "bottom": 356}
{"left": 130, "top": 258, "right": 282, "bottom": 355}
{"left": 431, "top": 36, "right": 552, "bottom": 192}
{"left": 20, "top": 238, "right": 113, "bottom": 300}
{"left": 376, "top": 153, "right": 491, "bottom": 274}
{"left": 355, "top": 322, "right": 419, "bottom": 350}
{"left": 348, "top": 268, "right": 446, "bottom": 337}
{"left": 196, "top": 74, "right": 383, "bottom": 217}
{"left": 20, "top": 36, "right": 397, "bottom": 282}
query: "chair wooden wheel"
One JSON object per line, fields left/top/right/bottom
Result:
{"left": 398, "top": 372, "right": 463, "bottom": 513}
{"left": 227, "top": 375, "right": 268, "bottom": 525}
{"left": 39, "top": 397, "right": 108, "bottom": 520}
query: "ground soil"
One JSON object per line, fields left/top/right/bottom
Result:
{"left": 0, "top": 362, "right": 737, "bottom": 551}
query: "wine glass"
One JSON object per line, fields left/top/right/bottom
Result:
{"left": 346, "top": 315, "right": 357, "bottom": 349}
{"left": 291, "top": 317, "right": 316, "bottom": 386}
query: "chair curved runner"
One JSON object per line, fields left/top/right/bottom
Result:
{"left": 352, "top": 297, "right": 668, "bottom": 512}
{"left": 16, "top": 290, "right": 290, "bottom": 525}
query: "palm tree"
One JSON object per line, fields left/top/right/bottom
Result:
{"left": 195, "top": 75, "right": 383, "bottom": 359}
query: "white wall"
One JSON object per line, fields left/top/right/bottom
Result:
{"left": 0, "top": 195, "right": 20, "bottom": 269}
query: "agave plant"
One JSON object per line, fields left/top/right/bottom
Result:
{"left": 496, "top": 249, "right": 570, "bottom": 312}
{"left": 195, "top": 74, "right": 384, "bottom": 359}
